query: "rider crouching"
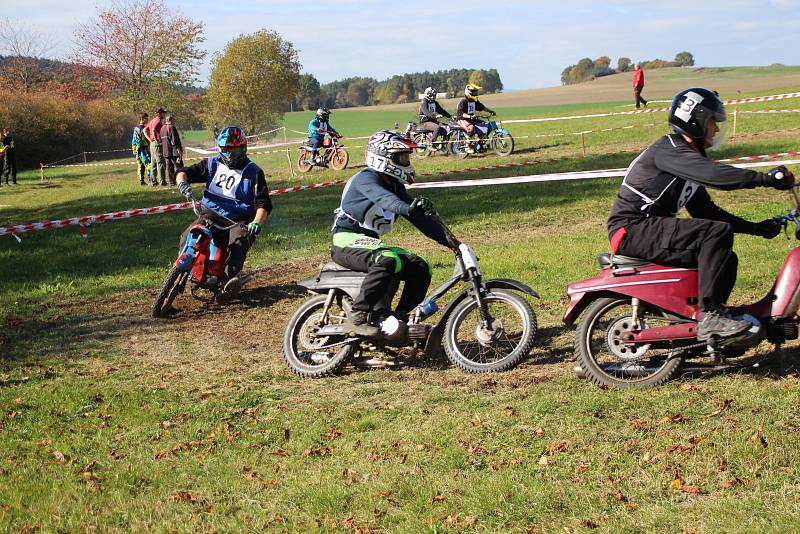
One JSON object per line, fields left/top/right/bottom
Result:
{"left": 607, "top": 88, "right": 795, "bottom": 342}
{"left": 418, "top": 87, "right": 452, "bottom": 150}
{"left": 456, "top": 83, "right": 495, "bottom": 153}
{"left": 176, "top": 126, "right": 272, "bottom": 302}
{"left": 306, "top": 107, "right": 340, "bottom": 165}
{"left": 331, "top": 130, "right": 450, "bottom": 337}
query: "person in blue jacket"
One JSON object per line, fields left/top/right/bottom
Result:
{"left": 330, "top": 129, "right": 450, "bottom": 337}
{"left": 306, "top": 107, "right": 340, "bottom": 164}
{"left": 175, "top": 126, "right": 272, "bottom": 302}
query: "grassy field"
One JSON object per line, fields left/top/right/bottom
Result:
{"left": 1, "top": 72, "right": 800, "bottom": 531}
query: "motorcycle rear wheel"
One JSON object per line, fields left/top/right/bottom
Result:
{"left": 152, "top": 266, "right": 189, "bottom": 318}
{"left": 492, "top": 133, "right": 515, "bottom": 157}
{"left": 412, "top": 132, "right": 434, "bottom": 158}
{"left": 330, "top": 148, "right": 349, "bottom": 171}
{"left": 283, "top": 294, "right": 357, "bottom": 378}
{"left": 297, "top": 150, "right": 313, "bottom": 173}
{"left": 576, "top": 297, "right": 683, "bottom": 388}
{"left": 444, "top": 289, "right": 537, "bottom": 372}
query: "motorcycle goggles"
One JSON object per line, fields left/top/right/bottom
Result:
{"left": 219, "top": 145, "right": 247, "bottom": 167}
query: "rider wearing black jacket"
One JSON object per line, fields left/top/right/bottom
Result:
{"left": 607, "top": 88, "right": 795, "bottom": 341}
{"left": 418, "top": 87, "right": 452, "bottom": 147}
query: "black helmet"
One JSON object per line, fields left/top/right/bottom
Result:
{"left": 668, "top": 88, "right": 727, "bottom": 149}
{"left": 316, "top": 107, "right": 330, "bottom": 120}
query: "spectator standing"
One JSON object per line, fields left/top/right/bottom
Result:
{"left": 633, "top": 65, "right": 648, "bottom": 109}
{"left": 143, "top": 107, "right": 167, "bottom": 186}
{"left": 131, "top": 113, "right": 152, "bottom": 185}
{"left": 161, "top": 115, "right": 184, "bottom": 186}
{"left": 1, "top": 128, "right": 17, "bottom": 185}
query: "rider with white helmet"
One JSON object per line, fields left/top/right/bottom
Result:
{"left": 306, "top": 107, "right": 340, "bottom": 164}
{"left": 418, "top": 87, "right": 452, "bottom": 149}
{"left": 330, "top": 129, "right": 450, "bottom": 337}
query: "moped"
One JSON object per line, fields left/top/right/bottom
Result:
{"left": 563, "top": 186, "right": 800, "bottom": 388}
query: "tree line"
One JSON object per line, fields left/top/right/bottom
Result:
{"left": 560, "top": 52, "right": 695, "bottom": 85}
{"left": 292, "top": 69, "right": 504, "bottom": 111}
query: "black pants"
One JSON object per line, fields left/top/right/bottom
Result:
{"left": 164, "top": 157, "right": 179, "bottom": 185}
{"left": 421, "top": 121, "right": 446, "bottom": 144}
{"left": 180, "top": 216, "right": 253, "bottom": 280}
{"left": 331, "top": 244, "right": 431, "bottom": 315}
{"left": 634, "top": 88, "right": 647, "bottom": 109}
{"left": 2, "top": 152, "right": 16, "bottom": 184}
{"left": 615, "top": 217, "right": 737, "bottom": 311}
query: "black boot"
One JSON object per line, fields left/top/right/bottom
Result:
{"left": 217, "top": 276, "right": 242, "bottom": 304}
{"left": 344, "top": 310, "right": 380, "bottom": 337}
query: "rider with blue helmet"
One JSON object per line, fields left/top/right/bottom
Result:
{"left": 175, "top": 126, "right": 272, "bottom": 301}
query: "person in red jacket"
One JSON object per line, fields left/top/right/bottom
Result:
{"left": 633, "top": 65, "right": 648, "bottom": 109}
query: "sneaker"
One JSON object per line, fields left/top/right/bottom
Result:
{"left": 160, "top": 181, "right": 168, "bottom": 186}
{"left": 344, "top": 310, "right": 380, "bottom": 338}
{"left": 697, "top": 309, "right": 752, "bottom": 342}
{"left": 217, "top": 276, "right": 242, "bottom": 304}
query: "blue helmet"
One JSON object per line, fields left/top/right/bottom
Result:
{"left": 216, "top": 126, "right": 248, "bottom": 168}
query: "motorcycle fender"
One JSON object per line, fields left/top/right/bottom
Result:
{"left": 424, "top": 279, "right": 538, "bottom": 356}
{"left": 498, "top": 128, "right": 510, "bottom": 135}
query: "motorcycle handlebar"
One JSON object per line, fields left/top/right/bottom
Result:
{"left": 428, "top": 211, "right": 462, "bottom": 252}
{"left": 192, "top": 201, "right": 241, "bottom": 231}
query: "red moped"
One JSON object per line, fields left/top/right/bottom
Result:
{"left": 563, "top": 187, "right": 800, "bottom": 388}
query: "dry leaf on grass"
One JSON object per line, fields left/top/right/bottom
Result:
{"left": 504, "top": 407, "right": 515, "bottom": 417}
{"left": 431, "top": 494, "right": 446, "bottom": 504}
{"left": 324, "top": 427, "right": 342, "bottom": 440}
{"left": 52, "top": 451, "right": 67, "bottom": 464}
{"left": 703, "top": 399, "right": 733, "bottom": 418}
{"left": 168, "top": 491, "right": 196, "bottom": 503}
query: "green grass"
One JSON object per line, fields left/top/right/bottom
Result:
{"left": 1, "top": 82, "right": 800, "bottom": 532}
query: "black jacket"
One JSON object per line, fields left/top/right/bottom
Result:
{"left": 418, "top": 100, "right": 451, "bottom": 123}
{"left": 607, "top": 134, "right": 770, "bottom": 237}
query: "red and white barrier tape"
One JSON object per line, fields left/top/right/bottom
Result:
{"left": 739, "top": 109, "right": 800, "bottom": 114}
{"left": 5, "top": 152, "right": 799, "bottom": 238}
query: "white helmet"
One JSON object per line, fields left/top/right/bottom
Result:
{"left": 365, "top": 130, "right": 418, "bottom": 184}
{"left": 423, "top": 87, "right": 437, "bottom": 102}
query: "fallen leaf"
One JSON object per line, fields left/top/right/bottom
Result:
{"left": 271, "top": 448, "right": 290, "bottom": 457}
{"left": 610, "top": 491, "right": 627, "bottom": 502}
{"left": 302, "top": 446, "right": 332, "bottom": 457}
{"left": 547, "top": 440, "right": 568, "bottom": 454}
{"left": 720, "top": 477, "right": 747, "bottom": 489}
{"left": 669, "top": 478, "right": 684, "bottom": 491}
{"left": 13, "top": 398, "right": 21, "bottom": 405}
{"left": 168, "top": 491, "right": 196, "bottom": 503}
{"left": 532, "top": 427, "right": 545, "bottom": 437}
{"left": 504, "top": 407, "right": 515, "bottom": 417}
{"left": 679, "top": 383, "right": 700, "bottom": 392}
{"left": 52, "top": 451, "right": 67, "bottom": 464}
{"left": 538, "top": 455, "right": 549, "bottom": 466}
{"left": 703, "top": 399, "right": 733, "bottom": 418}
{"left": 261, "top": 479, "right": 278, "bottom": 488}
{"left": 779, "top": 466, "right": 795, "bottom": 474}
{"left": 659, "top": 414, "right": 687, "bottom": 424}
{"left": 628, "top": 418, "right": 653, "bottom": 430}
{"left": 681, "top": 484, "right": 703, "bottom": 494}
{"left": 324, "top": 427, "right": 342, "bottom": 440}
{"left": 265, "top": 515, "right": 285, "bottom": 526}
{"left": 34, "top": 439, "right": 51, "bottom": 447}
{"left": 431, "top": 494, "right": 445, "bottom": 504}
{"left": 582, "top": 519, "right": 599, "bottom": 529}
{"left": 160, "top": 421, "right": 171, "bottom": 429}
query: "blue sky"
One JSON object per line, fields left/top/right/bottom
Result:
{"left": 5, "top": 0, "right": 800, "bottom": 90}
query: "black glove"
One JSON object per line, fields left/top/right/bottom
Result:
{"left": 247, "top": 222, "right": 261, "bottom": 237}
{"left": 752, "top": 218, "right": 783, "bottom": 239}
{"left": 766, "top": 166, "right": 795, "bottom": 190}
{"left": 178, "top": 181, "right": 193, "bottom": 200}
{"left": 409, "top": 197, "right": 435, "bottom": 216}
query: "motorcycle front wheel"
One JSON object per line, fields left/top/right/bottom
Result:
{"left": 152, "top": 266, "right": 189, "bottom": 318}
{"left": 492, "top": 133, "right": 515, "bottom": 157}
{"left": 444, "top": 289, "right": 537, "bottom": 372}
{"left": 412, "top": 132, "right": 434, "bottom": 158}
{"left": 449, "top": 131, "right": 470, "bottom": 159}
{"left": 576, "top": 297, "right": 683, "bottom": 389}
{"left": 283, "top": 294, "right": 357, "bottom": 378}
{"left": 297, "top": 149, "right": 313, "bottom": 173}
{"left": 330, "top": 148, "right": 349, "bottom": 171}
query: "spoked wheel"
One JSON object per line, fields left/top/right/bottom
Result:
{"left": 297, "top": 149, "right": 313, "bottom": 173}
{"left": 330, "top": 148, "right": 349, "bottom": 171}
{"left": 152, "top": 266, "right": 189, "bottom": 318}
{"left": 412, "top": 133, "right": 434, "bottom": 158}
{"left": 576, "top": 297, "right": 684, "bottom": 388}
{"left": 283, "top": 294, "right": 358, "bottom": 378}
{"left": 449, "top": 131, "right": 470, "bottom": 159}
{"left": 492, "top": 133, "right": 515, "bottom": 156}
{"left": 444, "top": 289, "right": 537, "bottom": 373}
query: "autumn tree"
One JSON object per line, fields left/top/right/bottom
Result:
{"left": 0, "top": 18, "right": 55, "bottom": 93}
{"left": 674, "top": 51, "right": 695, "bottom": 67}
{"left": 207, "top": 29, "right": 300, "bottom": 133}
{"left": 73, "top": 0, "right": 205, "bottom": 111}
{"left": 617, "top": 57, "right": 632, "bottom": 72}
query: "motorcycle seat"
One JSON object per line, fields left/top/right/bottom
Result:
{"left": 598, "top": 253, "right": 654, "bottom": 269}
{"left": 320, "top": 261, "right": 353, "bottom": 272}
